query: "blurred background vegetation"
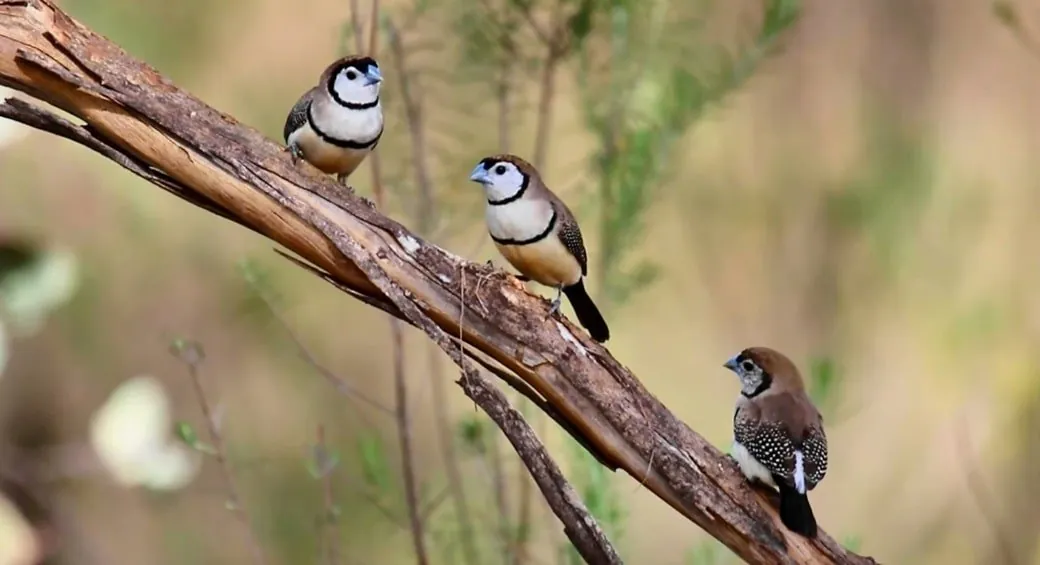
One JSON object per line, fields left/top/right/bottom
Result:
{"left": 1, "top": 0, "right": 1039, "bottom": 563}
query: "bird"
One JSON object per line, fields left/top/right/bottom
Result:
{"left": 468, "top": 154, "right": 610, "bottom": 343}
{"left": 723, "top": 346, "right": 828, "bottom": 538}
{"left": 282, "top": 55, "right": 384, "bottom": 184}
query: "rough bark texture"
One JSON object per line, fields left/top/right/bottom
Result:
{"left": 0, "top": 1, "right": 879, "bottom": 563}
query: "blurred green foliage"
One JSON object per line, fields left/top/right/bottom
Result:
{"left": 577, "top": 0, "right": 800, "bottom": 308}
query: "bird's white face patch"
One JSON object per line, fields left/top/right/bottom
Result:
{"left": 478, "top": 161, "right": 526, "bottom": 202}
{"left": 725, "top": 352, "right": 767, "bottom": 397}
{"left": 732, "top": 441, "right": 776, "bottom": 487}
{"left": 331, "top": 64, "right": 382, "bottom": 105}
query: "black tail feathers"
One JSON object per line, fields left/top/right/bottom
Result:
{"left": 777, "top": 482, "right": 818, "bottom": 538}
{"left": 562, "top": 280, "right": 610, "bottom": 343}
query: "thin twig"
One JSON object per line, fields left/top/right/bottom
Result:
{"left": 531, "top": 47, "right": 561, "bottom": 172}
{"left": 386, "top": 20, "right": 435, "bottom": 234}
{"left": 390, "top": 320, "right": 429, "bottom": 565}
{"left": 522, "top": 3, "right": 569, "bottom": 559}
{"left": 458, "top": 371, "right": 623, "bottom": 565}
{"left": 386, "top": 16, "right": 481, "bottom": 565}
{"left": 171, "top": 341, "right": 268, "bottom": 565}
{"left": 497, "top": 6, "right": 515, "bottom": 154}
{"left": 367, "top": 0, "right": 380, "bottom": 55}
{"left": 514, "top": 1, "right": 553, "bottom": 47}
{"left": 277, "top": 249, "right": 618, "bottom": 471}
{"left": 349, "top": 0, "right": 365, "bottom": 52}
{"left": 360, "top": 5, "right": 428, "bottom": 563}
{"left": 490, "top": 428, "right": 514, "bottom": 561}
{"left": 315, "top": 425, "right": 340, "bottom": 565}
{"left": 246, "top": 278, "right": 393, "bottom": 419}
{"left": 957, "top": 414, "right": 1017, "bottom": 565}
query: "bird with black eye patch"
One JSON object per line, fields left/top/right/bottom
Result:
{"left": 283, "top": 55, "right": 384, "bottom": 185}
{"left": 723, "top": 346, "right": 829, "bottom": 538}
{"left": 468, "top": 154, "right": 610, "bottom": 343}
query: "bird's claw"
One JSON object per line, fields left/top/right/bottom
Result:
{"left": 287, "top": 143, "right": 304, "bottom": 165}
{"left": 546, "top": 296, "right": 562, "bottom": 319}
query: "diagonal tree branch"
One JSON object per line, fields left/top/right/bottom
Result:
{"left": 0, "top": 2, "right": 876, "bottom": 563}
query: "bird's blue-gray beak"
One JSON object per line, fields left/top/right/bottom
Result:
{"left": 723, "top": 355, "right": 740, "bottom": 372}
{"left": 364, "top": 66, "right": 383, "bottom": 86}
{"left": 469, "top": 163, "right": 490, "bottom": 185}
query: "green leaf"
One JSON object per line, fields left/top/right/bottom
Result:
{"left": 174, "top": 421, "right": 200, "bottom": 447}
{"left": 567, "top": 0, "right": 597, "bottom": 47}
{"left": 456, "top": 415, "right": 488, "bottom": 455}
{"left": 807, "top": 356, "right": 838, "bottom": 407}
{"left": 169, "top": 338, "right": 205, "bottom": 367}
{"left": 357, "top": 433, "right": 391, "bottom": 494}
{"left": 173, "top": 421, "right": 216, "bottom": 454}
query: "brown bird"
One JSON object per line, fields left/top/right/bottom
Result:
{"left": 468, "top": 154, "right": 609, "bottom": 342}
{"left": 723, "top": 347, "right": 828, "bottom": 537}
{"left": 283, "top": 55, "right": 383, "bottom": 183}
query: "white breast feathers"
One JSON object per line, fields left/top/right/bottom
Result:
{"left": 311, "top": 97, "right": 383, "bottom": 144}
{"left": 485, "top": 199, "right": 554, "bottom": 242}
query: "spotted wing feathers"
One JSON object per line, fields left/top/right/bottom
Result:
{"left": 553, "top": 205, "right": 588, "bottom": 276}
{"left": 799, "top": 426, "right": 828, "bottom": 487}
{"left": 734, "top": 408, "right": 828, "bottom": 491}
{"left": 283, "top": 88, "right": 316, "bottom": 143}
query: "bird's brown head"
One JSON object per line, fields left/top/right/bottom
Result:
{"left": 723, "top": 346, "right": 805, "bottom": 398}
{"left": 468, "top": 154, "right": 541, "bottom": 204}
{"left": 321, "top": 55, "right": 382, "bottom": 107}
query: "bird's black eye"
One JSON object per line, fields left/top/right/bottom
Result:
{"left": 346, "top": 70, "right": 358, "bottom": 80}
{"left": 494, "top": 164, "right": 507, "bottom": 175}
{"left": 740, "top": 360, "right": 756, "bottom": 372}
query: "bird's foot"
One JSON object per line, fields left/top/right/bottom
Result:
{"left": 547, "top": 291, "right": 563, "bottom": 319}
{"left": 286, "top": 143, "right": 304, "bottom": 165}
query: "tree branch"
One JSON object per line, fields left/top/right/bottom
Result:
{"left": 0, "top": 2, "right": 876, "bottom": 563}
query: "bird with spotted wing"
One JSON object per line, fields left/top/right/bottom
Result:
{"left": 283, "top": 55, "right": 384, "bottom": 185}
{"left": 468, "top": 154, "right": 609, "bottom": 343}
{"left": 723, "top": 346, "right": 829, "bottom": 537}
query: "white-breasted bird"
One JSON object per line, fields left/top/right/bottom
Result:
{"left": 283, "top": 55, "right": 383, "bottom": 183}
{"left": 723, "top": 346, "right": 829, "bottom": 538}
{"left": 468, "top": 154, "right": 609, "bottom": 343}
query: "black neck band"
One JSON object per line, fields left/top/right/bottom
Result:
{"left": 487, "top": 175, "right": 529, "bottom": 206}
{"left": 307, "top": 105, "right": 382, "bottom": 150}
{"left": 741, "top": 373, "right": 773, "bottom": 399}
{"left": 490, "top": 212, "right": 557, "bottom": 246}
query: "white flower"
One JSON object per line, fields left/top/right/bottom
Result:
{"left": 0, "top": 247, "right": 79, "bottom": 337}
{"left": 0, "top": 493, "right": 39, "bottom": 565}
{"left": 89, "top": 375, "right": 201, "bottom": 491}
